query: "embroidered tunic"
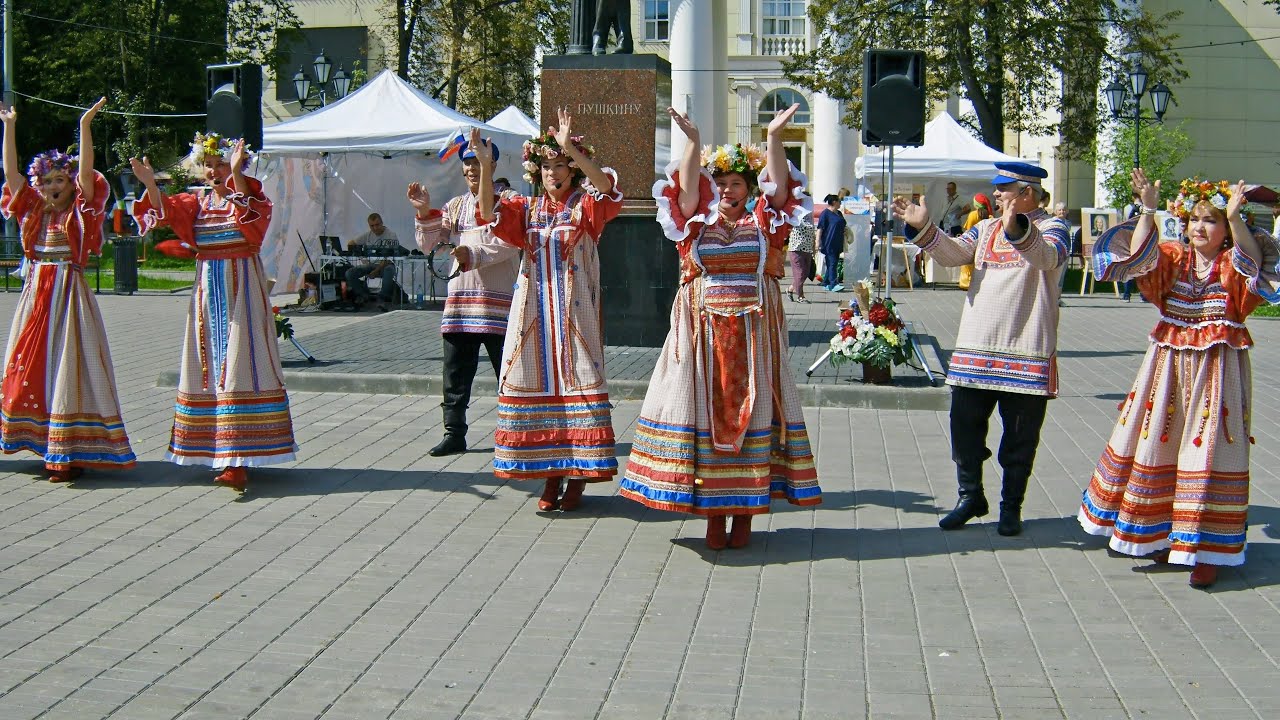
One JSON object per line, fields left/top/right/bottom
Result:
{"left": 0, "top": 172, "right": 135, "bottom": 469}
{"left": 134, "top": 178, "right": 297, "bottom": 468}
{"left": 481, "top": 170, "right": 622, "bottom": 480}
{"left": 618, "top": 163, "right": 821, "bottom": 515}
{"left": 1078, "top": 220, "right": 1280, "bottom": 566}
{"left": 911, "top": 209, "right": 1070, "bottom": 396}
{"left": 415, "top": 191, "right": 519, "bottom": 336}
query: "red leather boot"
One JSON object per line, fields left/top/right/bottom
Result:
{"left": 728, "top": 514, "right": 753, "bottom": 548}
{"left": 214, "top": 467, "right": 248, "bottom": 492}
{"left": 538, "top": 478, "right": 562, "bottom": 511}
{"left": 705, "top": 516, "right": 727, "bottom": 550}
{"left": 1189, "top": 563, "right": 1218, "bottom": 589}
{"left": 559, "top": 479, "right": 586, "bottom": 511}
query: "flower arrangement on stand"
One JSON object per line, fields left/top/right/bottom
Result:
{"left": 273, "top": 306, "right": 294, "bottom": 340}
{"left": 828, "top": 280, "right": 911, "bottom": 384}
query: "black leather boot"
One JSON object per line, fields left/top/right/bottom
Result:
{"left": 429, "top": 434, "right": 467, "bottom": 457}
{"left": 615, "top": 31, "right": 633, "bottom": 54}
{"left": 591, "top": 32, "right": 605, "bottom": 55}
{"left": 997, "top": 471, "right": 1030, "bottom": 536}
{"left": 939, "top": 464, "right": 988, "bottom": 530}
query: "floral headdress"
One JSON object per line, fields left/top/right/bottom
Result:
{"left": 521, "top": 133, "right": 594, "bottom": 186}
{"left": 1173, "top": 177, "right": 1232, "bottom": 221}
{"left": 191, "top": 131, "right": 252, "bottom": 169}
{"left": 27, "top": 150, "right": 78, "bottom": 185}
{"left": 701, "top": 143, "right": 766, "bottom": 178}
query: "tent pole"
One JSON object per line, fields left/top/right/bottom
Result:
{"left": 883, "top": 145, "right": 895, "bottom": 301}
{"left": 321, "top": 154, "right": 329, "bottom": 235}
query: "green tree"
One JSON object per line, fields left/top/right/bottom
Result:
{"left": 391, "top": 0, "right": 568, "bottom": 116}
{"left": 786, "top": 1, "right": 1185, "bottom": 156}
{"left": 1087, "top": 121, "right": 1194, "bottom": 209}
{"left": 226, "top": 0, "right": 303, "bottom": 79}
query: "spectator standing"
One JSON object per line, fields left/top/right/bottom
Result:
{"left": 817, "top": 194, "right": 847, "bottom": 291}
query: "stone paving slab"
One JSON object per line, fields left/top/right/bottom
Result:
{"left": 0, "top": 287, "right": 1277, "bottom": 720}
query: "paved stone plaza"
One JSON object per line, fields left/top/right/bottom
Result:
{"left": 0, "top": 285, "right": 1277, "bottom": 720}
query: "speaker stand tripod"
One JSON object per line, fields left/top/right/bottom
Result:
{"left": 878, "top": 144, "right": 898, "bottom": 301}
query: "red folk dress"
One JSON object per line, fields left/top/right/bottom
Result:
{"left": 0, "top": 172, "right": 135, "bottom": 470}
{"left": 481, "top": 171, "right": 622, "bottom": 481}
{"left": 1079, "top": 220, "right": 1280, "bottom": 566}
{"left": 133, "top": 178, "right": 297, "bottom": 468}
{"left": 618, "top": 163, "right": 821, "bottom": 515}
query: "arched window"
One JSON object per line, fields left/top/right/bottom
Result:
{"left": 757, "top": 89, "right": 810, "bottom": 125}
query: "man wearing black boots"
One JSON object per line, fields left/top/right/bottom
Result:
{"left": 892, "top": 161, "right": 1069, "bottom": 535}
{"left": 409, "top": 138, "right": 520, "bottom": 457}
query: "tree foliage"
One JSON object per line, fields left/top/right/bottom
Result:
{"left": 785, "top": 1, "right": 1186, "bottom": 157}
{"left": 6, "top": 1, "right": 296, "bottom": 182}
{"left": 1087, "top": 120, "right": 1194, "bottom": 209}
{"left": 389, "top": 0, "right": 568, "bottom": 118}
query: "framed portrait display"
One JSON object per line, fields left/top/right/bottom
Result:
{"left": 1081, "top": 208, "right": 1118, "bottom": 246}
{"left": 1156, "top": 211, "right": 1182, "bottom": 241}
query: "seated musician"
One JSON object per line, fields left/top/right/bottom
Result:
{"left": 344, "top": 212, "right": 402, "bottom": 309}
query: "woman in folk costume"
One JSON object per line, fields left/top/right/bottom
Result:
{"left": 130, "top": 133, "right": 297, "bottom": 492}
{"left": 619, "top": 105, "right": 821, "bottom": 550}
{"left": 0, "top": 98, "right": 135, "bottom": 481}
{"left": 1079, "top": 168, "right": 1280, "bottom": 589}
{"left": 472, "top": 109, "right": 622, "bottom": 512}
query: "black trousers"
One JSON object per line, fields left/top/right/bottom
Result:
{"left": 441, "top": 332, "right": 505, "bottom": 436}
{"left": 948, "top": 385, "right": 1048, "bottom": 506}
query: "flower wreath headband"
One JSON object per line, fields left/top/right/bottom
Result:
{"left": 521, "top": 133, "right": 594, "bottom": 185}
{"left": 27, "top": 150, "right": 78, "bottom": 186}
{"left": 1173, "top": 177, "right": 1232, "bottom": 222}
{"left": 191, "top": 131, "right": 254, "bottom": 169}
{"left": 701, "top": 143, "right": 766, "bottom": 177}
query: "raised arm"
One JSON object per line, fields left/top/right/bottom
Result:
{"left": 765, "top": 103, "right": 799, "bottom": 210}
{"left": 130, "top": 156, "right": 163, "bottom": 210}
{"left": 667, "top": 107, "right": 701, "bottom": 218}
{"left": 552, "top": 108, "right": 611, "bottom": 193}
{"left": 1227, "top": 179, "right": 1261, "bottom": 261}
{"left": 77, "top": 97, "right": 106, "bottom": 205}
{"left": 473, "top": 127, "right": 497, "bottom": 222}
{"left": 1, "top": 103, "right": 21, "bottom": 197}
{"left": 229, "top": 139, "right": 251, "bottom": 196}
{"left": 1129, "top": 167, "right": 1160, "bottom": 248}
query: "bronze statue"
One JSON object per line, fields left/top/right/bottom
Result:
{"left": 570, "top": 0, "right": 633, "bottom": 55}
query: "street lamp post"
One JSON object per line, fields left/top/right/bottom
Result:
{"left": 292, "top": 50, "right": 353, "bottom": 111}
{"left": 1104, "top": 61, "right": 1171, "bottom": 170}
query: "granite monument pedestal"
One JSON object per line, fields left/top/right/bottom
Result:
{"left": 541, "top": 54, "right": 674, "bottom": 347}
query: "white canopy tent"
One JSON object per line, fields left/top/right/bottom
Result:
{"left": 487, "top": 105, "right": 539, "bottom": 136}
{"left": 854, "top": 112, "right": 1041, "bottom": 283}
{"left": 255, "top": 69, "right": 526, "bottom": 293}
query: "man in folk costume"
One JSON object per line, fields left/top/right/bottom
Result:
{"left": 892, "top": 161, "right": 1069, "bottom": 536}
{"left": 0, "top": 98, "right": 136, "bottom": 482}
{"left": 409, "top": 134, "right": 519, "bottom": 457}
{"left": 470, "top": 116, "right": 622, "bottom": 512}
{"left": 131, "top": 133, "right": 297, "bottom": 492}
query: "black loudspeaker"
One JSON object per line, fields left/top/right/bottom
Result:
{"left": 862, "top": 50, "right": 925, "bottom": 147}
{"left": 206, "top": 63, "right": 263, "bottom": 151}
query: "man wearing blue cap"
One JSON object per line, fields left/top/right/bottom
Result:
{"left": 409, "top": 135, "right": 521, "bottom": 456}
{"left": 892, "top": 160, "right": 1069, "bottom": 536}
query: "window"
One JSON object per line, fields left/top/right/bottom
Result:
{"left": 644, "top": 0, "right": 669, "bottom": 41}
{"left": 758, "top": 89, "right": 811, "bottom": 125}
{"left": 762, "top": 0, "right": 807, "bottom": 37}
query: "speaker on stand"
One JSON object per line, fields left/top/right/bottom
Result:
{"left": 205, "top": 63, "right": 263, "bottom": 151}
{"left": 862, "top": 49, "right": 925, "bottom": 300}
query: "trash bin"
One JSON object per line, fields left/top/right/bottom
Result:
{"left": 113, "top": 238, "right": 138, "bottom": 294}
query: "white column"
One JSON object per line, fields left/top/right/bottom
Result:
{"left": 734, "top": 83, "right": 755, "bottom": 146}
{"left": 812, "top": 90, "right": 847, "bottom": 197}
{"left": 670, "top": 0, "right": 716, "bottom": 157}
{"left": 736, "top": 0, "right": 754, "bottom": 55}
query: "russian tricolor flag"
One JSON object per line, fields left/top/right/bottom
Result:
{"left": 437, "top": 131, "right": 466, "bottom": 161}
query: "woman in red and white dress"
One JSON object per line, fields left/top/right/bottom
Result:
{"left": 618, "top": 105, "right": 821, "bottom": 549}
{"left": 0, "top": 98, "right": 135, "bottom": 481}
{"left": 1079, "top": 169, "right": 1280, "bottom": 588}
{"left": 131, "top": 134, "right": 297, "bottom": 492}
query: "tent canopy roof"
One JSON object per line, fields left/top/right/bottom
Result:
{"left": 262, "top": 69, "right": 524, "bottom": 154}
{"left": 856, "top": 112, "right": 1038, "bottom": 181}
{"left": 487, "top": 105, "right": 539, "bottom": 136}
